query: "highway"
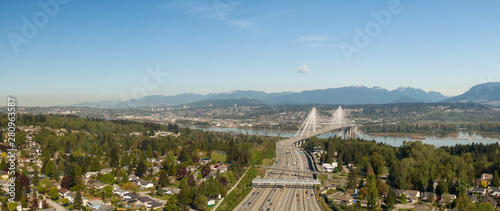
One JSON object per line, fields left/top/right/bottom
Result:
{"left": 234, "top": 139, "right": 321, "bottom": 211}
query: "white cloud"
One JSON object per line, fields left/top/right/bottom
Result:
{"left": 228, "top": 19, "right": 254, "bottom": 28}
{"left": 298, "top": 65, "right": 311, "bottom": 74}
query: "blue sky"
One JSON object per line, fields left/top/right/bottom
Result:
{"left": 1, "top": 0, "right": 499, "bottom": 106}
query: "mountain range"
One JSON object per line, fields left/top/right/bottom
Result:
{"left": 70, "top": 83, "right": 500, "bottom": 107}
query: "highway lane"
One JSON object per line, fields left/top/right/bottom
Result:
{"left": 235, "top": 140, "right": 321, "bottom": 211}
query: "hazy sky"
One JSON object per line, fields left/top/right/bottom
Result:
{"left": 1, "top": 0, "right": 499, "bottom": 106}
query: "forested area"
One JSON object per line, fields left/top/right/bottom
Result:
{"left": 0, "top": 113, "right": 277, "bottom": 210}
{"left": 362, "top": 122, "right": 500, "bottom": 135}
{"left": 303, "top": 136, "right": 500, "bottom": 210}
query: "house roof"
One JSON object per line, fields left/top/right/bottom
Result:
{"left": 139, "top": 196, "right": 152, "bottom": 202}
{"left": 66, "top": 192, "right": 76, "bottom": 198}
{"left": 479, "top": 196, "right": 497, "bottom": 203}
{"left": 472, "top": 187, "right": 486, "bottom": 192}
{"left": 88, "top": 200, "right": 104, "bottom": 205}
{"left": 147, "top": 201, "right": 163, "bottom": 208}
{"left": 124, "top": 192, "right": 138, "bottom": 199}
{"left": 59, "top": 188, "right": 68, "bottom": 194}
{"left": 404, "top": 190, "right": 419, "bottom": 196}
{"left": 96, "top": 205, "right": 114, "bottom": 211}
{"left": 332, "top": 194, "right": 353, "bottom": 201}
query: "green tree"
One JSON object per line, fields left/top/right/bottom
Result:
{"left": 109, "top": 144, "right": 121, "bottom": 169}
{"left": 476, "top": 202, "right": 495, "bottom": 211}
{"left": 337, "top": 154, "right": 343, "bottom": 172}
{"left": 366, "top": 174, "right": 379, "bottom": 210}
{"left": 49, "top": 187, "right": 59, "bottom": 200}
{"left": 159, "top": 170, "right": 170, "bottom": 187}
{"left": 164, "top": 195, "right": 181, "bottom": 211}
{"left": 492, "top": 170, "right": 499, "bottom": 187}
{"left": 33, "top": 168, "right": 39, "bottom": 186}
{"left": 136, "top": 158, "right": 147, "bottom": 177}
{"left": 100, "top": 173, "right": 115, "bottom": 184}
{"left": 8, "top": 202, "right": 17, "bottom": 211}
{"left": 45, "top": 160, "right": 54, "bottom": 178}
{"left": 400, "top": 193, "right": 407, "bottom": 204}
{"left": 0, "top": 158, "right": 7, "bottom": 170}
{"left": 74, "top": 165, "right": 82, "bottom": 177}
{"left": 347, "top": 167, "right": 359, "bottom": 191}
{"left": 121, "top": 153, "right": 131, "bottom": 167}
{"left": 195, "top": 195, "right": 207, "bottom": 210}
{"left": 74, "top": 191, "right": 83, "bottom": 210}
{"left": 384, "top": 189, "right": 395, "bottom": 208}
{"left": 62, "top": 198, "right": 69, "bottom": 206}
{"left": 37, "top": 178, "right": 52, "bottom": 193}
{"left": 103, "top": 185, "right": 114, "bottom": 199}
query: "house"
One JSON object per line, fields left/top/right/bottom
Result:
{"left": 138, "top": 196, "right": 152, "bottom": 206}
{"left": 87, "top": 199, "right": 104, "bottom": 209}
{"left": 420, "top": 192, "right": 434, "bottom": 202}
{"left": 100, "top": 168, "right": 111, "bottom": 175}
{"left": 481, "top": 173, "right": 494, "bottom": 181}
{"left": 313, "top": 146, "right": 322, "bottom": 154}
{"left": 51, "top": 181, "right": 61, "bottom": 189}
{"left": 187, "top": 165, "right": 197, "bottom": 173}
{"left": 218, "top": 164, "right": 228, "bottom": 173}
{"left": 0, "top": 180, "right": 8, "bottom": 192}
{"left": 321, "top": 163, "right": 334, "bottom": 172}
{"left": 440, "top": 194, "right": 456, "bottom": 206}
{"left": 85, "top": 171, "right": 99, "bottom": 178}
{"left": 479, "top": 196, "right": 498, "bottom": 208}
{"left": 123, "top": 192, "right": 139, "bottom": 205}
{"left": 64, "top": 191, "right": 76, "bottom": 203}
{"left": 146, "top": 201, "right": 163, "bottom": 209}
{"left": 58, "top": 188, "right": 68, "bottom": 198}
{"left": 471, "top": 187, "right": 487, "bottom": 196}
{"left": 96, "top": 205, "right": 114, "bottom": 211}
{"left": 201, "top": 158, "right": 211, "bottom": 165}
{"left": 138, "top": 180, "right": 154, "bottom": 189}
{"left": 208, "top": 199, "right": 215, "bottom": 207}
{"left": 112, "top": 188, "right": 129, "bottom": 197}
{"left": 162, "top": 187, "right": 180, "bottom": 195}
{"left": 93, "top": 181, "right": 107, "bottom": 190}
{"left": 491, "top": 187, "right": 500, "bottom": 197}
{"left": 403, "top": 190, "right": 421, "bottom": 198}
{"left": 0, "top": 171, "right": 9, "bottom": 180}
{"left": 332, "top": 194, "right": 353, "bottom": 206}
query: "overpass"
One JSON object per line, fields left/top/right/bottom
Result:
{"left": 255, "top": 165, "right": 321, "bottom": 175}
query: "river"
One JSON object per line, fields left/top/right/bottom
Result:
{"left": 185, "top": 126, "right": 500, "bottom": 147}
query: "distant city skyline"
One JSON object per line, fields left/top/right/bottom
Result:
{"left": 1, "top": 1, "right": 499, "bottom": 106}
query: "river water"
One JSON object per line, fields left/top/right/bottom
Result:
{"left": 185, "top": 126, "right": 500, "bottom": 147}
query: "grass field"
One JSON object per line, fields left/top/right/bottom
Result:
{"left": 216, "top": 166, "right": 263, "bottom": 211}
{"left": 211, "top": 152, "right": 227, "bottom": 162}
{"left": 262, "top": 158, "right": 274, "bottom": 166}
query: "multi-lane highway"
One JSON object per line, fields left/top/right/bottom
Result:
{"left": 235, "top": 139, "right": 321, "bottom": 211}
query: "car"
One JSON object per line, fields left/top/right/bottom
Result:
{"left": 243, "top": 203, "right": 246, "bottom": 206}
{"left": 298, "top": 199, "right": 300, "bottom": 201}
{"left": 268, "top": 199, "right": 271, "bottom": 202}
{"left": 306, "top": 197, "right": 309, "bottom": 200}
{"left": 310, "top": 194, "right": 313, "bottom": 196}
{"left": 252, "top": 192, "right": 255, "bottom": 195}
{"left": 248, "top": 202, "right": 251, "bottom": 205}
